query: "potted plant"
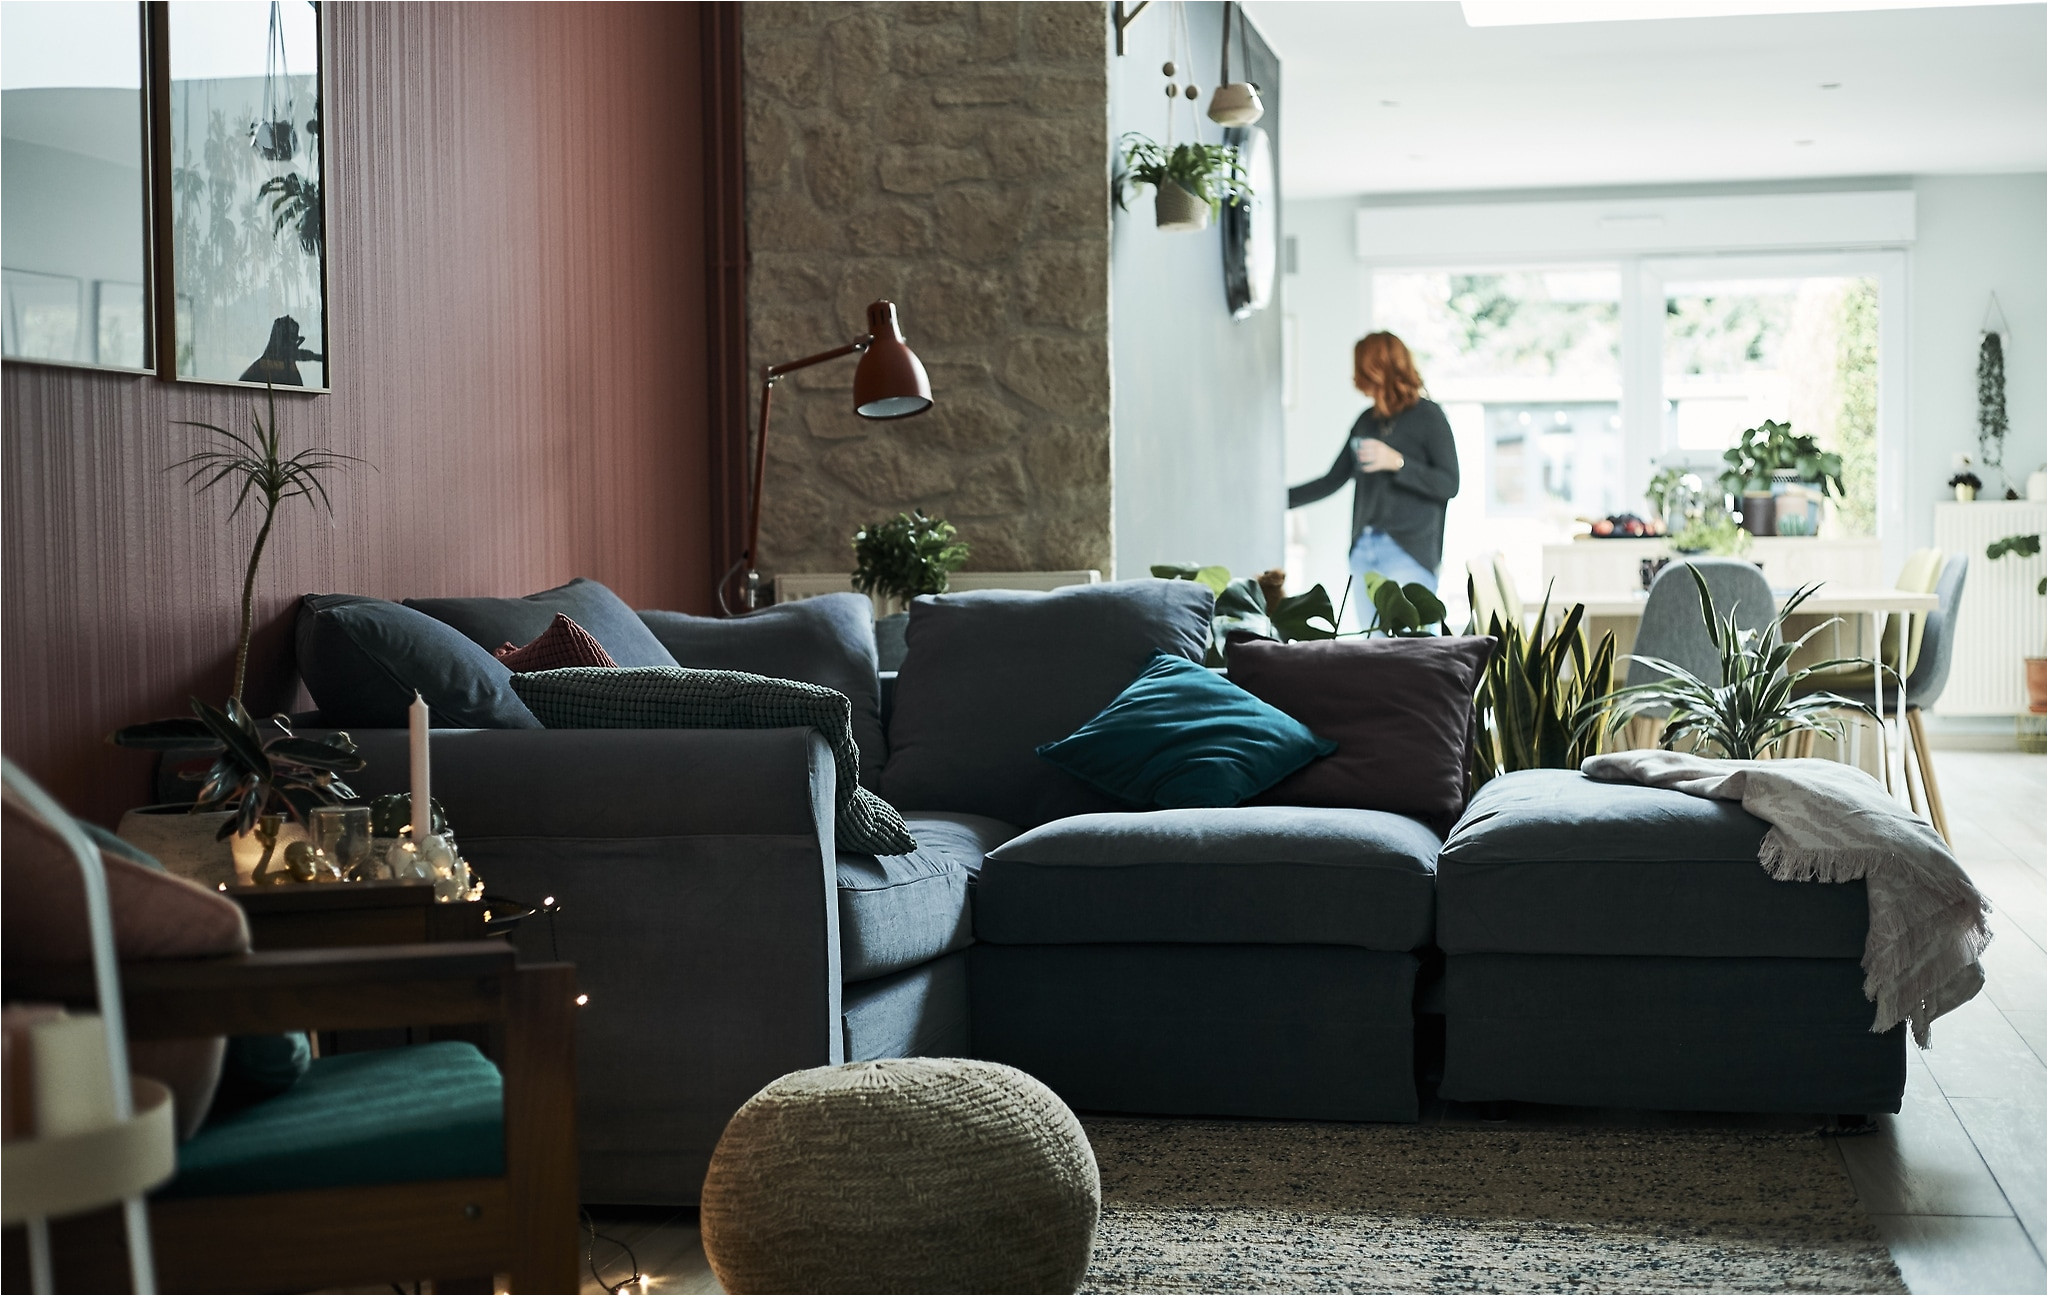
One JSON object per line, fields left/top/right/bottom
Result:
{"left": 113, "top": 700, "right": 365, "bottom": 887}
{"left": 1596, "top": 569, "right": 1876, "bottom": 759}
{"left": 1668, "top": 509, "right": 1752, "bottom": 558}
{"left": 1470, "top": 585, "right": 1617, "bottom": 792}
{"left": 109, "top": 387, "right": 363, "bottom": 882}
{"left": 1717, "top": 420, "right": 1844, "bottom": 537}
{"left": 1949, "top": 469, "right": 1983, "bottom": 502}
{"left": 1986, "top": 532, "right": 2045, "bottom": 717}
{"left": 1116, "top": 132, "right": 1251, "bottom": 233}
{"left": 852, "top": 510, "right": 970, "bottom": 670}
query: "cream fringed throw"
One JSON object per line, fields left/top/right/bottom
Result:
{"left": 1582, "top": 751, "right": 1990, "bottom": 1046}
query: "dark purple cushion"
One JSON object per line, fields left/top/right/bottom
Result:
{"left": 1226, "top": 635, "right": 1493, "bottom": 830}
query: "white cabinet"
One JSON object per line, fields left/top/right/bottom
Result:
{"left": 1933, "top": 500, "right": 2045, "bottom": 716}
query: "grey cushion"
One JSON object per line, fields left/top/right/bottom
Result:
{"left": 839, "top": 813, "right": 1018, "bottom": 983}
{"left": 642, "top": 594, "right": 885, "bottom": 785}
{"left": 1439, "top": 769, "right": 1868, "bottom": 958}
{"left": 296, "top": 594, "right": 540, "bottom": 729}
{"left": 406, "top": 578, "right": 679, "bottom": 668}
{"left": 842, "top": 951, "right": 972, "bottom": 1062}
{"left": 977, "top": 807, "right": 1439, "bottom": 952}
{"left": 878, "top": 580, "right": 1215, "bottom": 828}
{"left": 508, "top": 667, "right": 914, "bottom": 855}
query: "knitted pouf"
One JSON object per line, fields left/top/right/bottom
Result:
{"left": 700, "top": 1058, "right": 1100, "bottom": 1294}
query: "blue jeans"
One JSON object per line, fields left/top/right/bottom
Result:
{"left": 1348, "top": 528, "right": 1438, "bottom": 592}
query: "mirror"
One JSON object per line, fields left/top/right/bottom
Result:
{"left": 1, "top": 1, "right": 154, "bottom": 372}
{"left": 161, "top": 0, "right": 327, "bottom": 389}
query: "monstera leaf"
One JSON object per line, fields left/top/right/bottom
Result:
{"left": 1363, "top": 572, "right": 1448, "bottom": 637}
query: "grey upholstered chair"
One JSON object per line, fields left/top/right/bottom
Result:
{"left": 1625, "top": 557, "right": 1777, "bottom": 691}
{"left": 1796, "top": 555, "right": 1969, "bottom": 841}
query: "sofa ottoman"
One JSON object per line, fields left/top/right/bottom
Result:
{"left": 1437, "top": 769, "right": 1906, "bottom": 1115}
{"left": 970, "top": 806, "right": 1440, "bottom": 1121}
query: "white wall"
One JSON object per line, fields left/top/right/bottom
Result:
{"left": 1110, "top": 2, "right": 1286, "bottom": 581}
{"left": 1908, "top": 174, "right": 2047, "bottom": 550}
{"left": 1281, "top": 174, "right": 2048, "bottom": 607}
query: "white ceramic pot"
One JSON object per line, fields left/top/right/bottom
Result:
{"left": 1955, "top": 484, "right": 1978, "bottom": 502}
{"left": 116, "top": 806, "right": 308, "bottom": 888}
{"left": 1154, "top": 181, "right": 1210, "bottom": 232}
{"left": 1206, "top": 82, "right": 1264, "bottom": 125}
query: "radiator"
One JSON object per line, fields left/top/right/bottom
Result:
{"left": 1932, "top": 500, "right": 2045, "bottom": 716}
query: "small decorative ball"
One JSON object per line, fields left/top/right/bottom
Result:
{"left": 1164, "top": 82, "right": 1176, "bottom": 98}
{"left": 702, "top": 1059, "right": 1100, "bottom": 1294}
{"left": 1161, "top": 60, "right": 1175, "bottom": 76}
{"left": 1185, "top": 84, "right": 1199, "bottom": 99}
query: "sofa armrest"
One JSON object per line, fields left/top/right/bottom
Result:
{"left": 313, "top": 724, "right": 843, "bottom": 1204}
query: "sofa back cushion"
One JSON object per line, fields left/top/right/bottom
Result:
{"left": 1228, "top": 634, "right": 1492, "bottom": 832}
{"left": 406, "top": 578, "right": 678, "bottom": 669}
{"left": 297, "top": 594, "right": 540, "bottom": 729}
{"left": 640, "top": 594, "right": 886, "bottom": 785}
{"left": 877, "top": 580, "right": 1214, "bottom": 827}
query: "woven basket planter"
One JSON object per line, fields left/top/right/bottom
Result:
{"left": 701, "top": 1058, "right": 1100, "bottom": 1294}
{"left": 1154, "top": 181, "right": 1210, "bottom": 232}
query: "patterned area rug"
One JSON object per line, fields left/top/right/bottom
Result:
{"left": 1082, "top": 1120, "right": 1904, "bottom": 1294}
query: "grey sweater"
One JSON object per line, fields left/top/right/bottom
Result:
{"left": 1288, "top": 399, "right": 1460, "bottom": 572}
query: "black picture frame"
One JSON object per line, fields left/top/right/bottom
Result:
{"left": 149, "top": 0, "right": 331, "bottom": 392}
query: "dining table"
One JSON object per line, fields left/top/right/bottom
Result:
{"left": 1551, "top": 585, "right": 1941, "bottom": 805}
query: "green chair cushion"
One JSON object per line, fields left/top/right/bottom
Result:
{"left": 160, "top": 1041, "right": 503, "bottom": 1198}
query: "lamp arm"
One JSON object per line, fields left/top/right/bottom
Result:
{"left": 727, "top": 334, "right": 877, "bottom": 614}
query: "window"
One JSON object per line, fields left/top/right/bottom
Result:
{"left": 1364, "top": 252, "right": 1901, "bottom": 608}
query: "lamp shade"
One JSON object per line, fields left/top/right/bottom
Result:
{"left": 853, "top": 300, "right": 933, "bottom": 419}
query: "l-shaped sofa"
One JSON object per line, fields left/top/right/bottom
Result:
{"left": 306, "top": 579, "right": 1904, "bottom": 1206}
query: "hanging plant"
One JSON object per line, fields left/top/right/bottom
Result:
{"left": 1978, "top": 329, "right": 2008, "bottom": 487}
{"left": 1116, "top": 133, "right": 1250, "bottom": 233}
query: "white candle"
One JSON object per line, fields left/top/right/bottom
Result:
{"left": 409, "top": 692, "right": 432, "bottom": 840}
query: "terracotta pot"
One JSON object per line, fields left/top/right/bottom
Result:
{"left": 1154, "top": 181, "right": 1210, "bottom": 232}
{"left": 2026, "top": 656, "right": 2046, "bottom": 716}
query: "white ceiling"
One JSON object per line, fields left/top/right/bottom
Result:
{"left": 1240, "top": 1, "right": 2048, "bottom": 198}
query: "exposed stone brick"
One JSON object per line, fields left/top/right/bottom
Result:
{"left": 744, "top": 2, "right": 1112, "bottom": 579}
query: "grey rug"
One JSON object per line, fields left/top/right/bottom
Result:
{"left": 1081, "top": 1120, "right": 1904, "bottom": 1294}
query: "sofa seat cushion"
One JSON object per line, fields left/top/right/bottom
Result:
{"left": 160, "top": 1041, "right": 503, "bottom": 1198}
{"left": 976, "top": 807, "right": 1438, "bottom": 952}
{"left": 840, "top": 814, "right": 1018, "bottom": 983}
{"left": 1438, "top": 768, "right": 1867, "bottom": 958}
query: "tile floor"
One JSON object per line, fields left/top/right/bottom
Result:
{"left": 585, "top": 749, "right": 2046, "bottom": 1296}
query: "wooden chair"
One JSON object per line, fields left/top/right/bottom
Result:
{"left": 4, "top": 941, "right": 579, "bottom": 1293}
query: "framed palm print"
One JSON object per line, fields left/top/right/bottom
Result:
{"left": 153, "top": 0, "right": 329, "bottom": 389}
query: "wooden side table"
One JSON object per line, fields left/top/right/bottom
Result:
{"left": 226, "top": 881, "right": 485, "bottom": 951}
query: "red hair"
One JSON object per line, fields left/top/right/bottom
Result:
{"left": 1354, "top": 332, "right": 1424, "bottom": 419}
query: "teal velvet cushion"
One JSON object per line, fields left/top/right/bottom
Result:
{"left": 161, "top": 1041, "right": 503, "bottom": 1198}
{"left": 1036, "top": 653, "right": 1336, "bottom": 810}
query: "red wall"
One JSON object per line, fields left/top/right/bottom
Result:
{"left": 2, "top": 3, "right": 713, "bottom": 825}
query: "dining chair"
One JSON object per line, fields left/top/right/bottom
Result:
{"left": 1796, "top": 554, "right": 1968, "bottom": 841}
{"left": 1622, "top": 559, "right": 1776, "bottom": 751}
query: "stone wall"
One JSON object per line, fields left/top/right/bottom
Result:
{"left": 742, "top": 2, "right": 1112, "bottom": 580}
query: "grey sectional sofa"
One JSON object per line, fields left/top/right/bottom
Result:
{"left": 319, "top": 579, "right": 1905, "bottom": 1205}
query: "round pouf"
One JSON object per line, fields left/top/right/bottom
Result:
{"left": 700, "top": 1058, "right": 1100, "bottom": 1294}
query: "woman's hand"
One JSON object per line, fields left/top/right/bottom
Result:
{"left": 1355, "top": 437, "right": 1406, "bottom": 474}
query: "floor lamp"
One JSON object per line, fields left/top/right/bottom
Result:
{"left": 724, "top": 300, "right": 935, "bottom": 614}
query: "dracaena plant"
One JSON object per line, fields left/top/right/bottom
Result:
{"left": 1471, "top": 585, "right": 1617, "bottom": 791}
{"left": 1594, "top": 566, "right": 1877, "bottom": 760}
{"left": 176, "top": 384, "right": 362, "bottom": 703}
{"left": 111, "top": 698, "right": 365, "bottom": 840}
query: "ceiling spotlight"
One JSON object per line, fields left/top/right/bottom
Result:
{"left": 1795, "top": 139, "right": 1815, "bottom": 146}
{"left": 1380, "top": 99, "right": 1400, "bottom": 107}
{"left": 1820, "top": 82, "right": 1841, "bottom": 90}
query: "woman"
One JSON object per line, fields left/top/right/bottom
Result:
{"left": 1288, "top": 331, "right": 1459, "bottom": 592}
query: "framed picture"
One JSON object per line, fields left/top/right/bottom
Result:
{"left": 151, "top": 0, "right": 329, "bottom": 390}
{"left": 0, "top": 1, "right": 157, "bottom": 374}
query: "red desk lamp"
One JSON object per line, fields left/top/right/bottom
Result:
{"left": 725, "top": 300, "right": 934, "bottom": 613}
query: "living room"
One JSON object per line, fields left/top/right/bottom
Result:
{"left": 1, "top": 1, "right": 2041, "bottom": 1294}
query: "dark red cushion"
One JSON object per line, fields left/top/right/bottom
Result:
{"left": 1226, "top": 635, "right": 1494, "bottom": 830}
{"left": 494, "top": 613, "right": 618, "bottom": 672}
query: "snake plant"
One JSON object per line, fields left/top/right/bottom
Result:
{"left": 1470, "top": 583, "right": 1617, "bottom": 791}
{"left": 1595, "top": 566, "right": 1876, "bottom": 760}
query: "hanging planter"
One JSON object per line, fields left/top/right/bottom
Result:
{"left": 1117, "top": 134, "right": 1249, "bottom": 235}
{"left": 1154, "top": 181, "right": 1210, "bottom": 232}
